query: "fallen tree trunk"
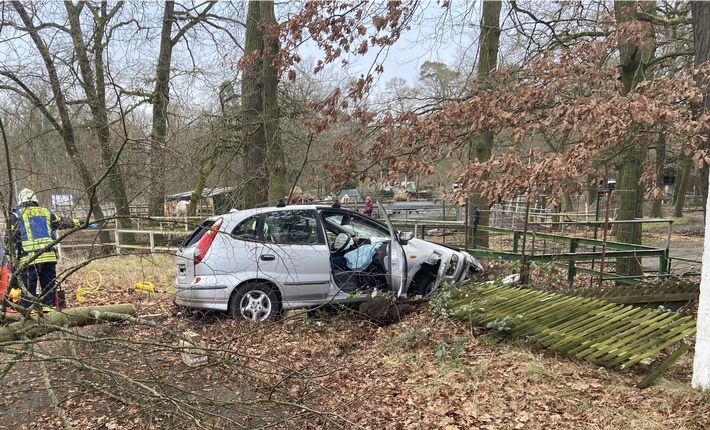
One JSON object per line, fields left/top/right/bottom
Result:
{"left": 0, "top": 304, "right": 136, "bottom": 343}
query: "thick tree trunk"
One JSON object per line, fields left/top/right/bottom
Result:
{"left": 614, "top": 1, "right": 656, "bottom": 277}
{"left": 471, "top": 0, "right": 501, "bottom": 248}
{"left": 260, "top": 1, "right": 286, "bottom": 203}
{"left": 148, "top": 1, "right": 175, "bottom": 218}
{"left": 690, "top": 0, "right": 710, "bottom": 391}
{"left": 242, "top": 0, "right": 270, "bottom": 208}
{"left": 692, "top": 2, "right": 710, "bottom": 215}
{"left": 0, "top": 304, "right": 136, "bottom": 342}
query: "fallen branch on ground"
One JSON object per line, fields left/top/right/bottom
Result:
{"left": 0, "top": 304, "right": 136, "bottom": 342}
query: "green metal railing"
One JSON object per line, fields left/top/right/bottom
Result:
{"left": 391, "top": 218, "right": 677, "bottom": 286}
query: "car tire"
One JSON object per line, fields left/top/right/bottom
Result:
{"left": 412, "top": 275, "right": 437, "bottom": 297}
{"left": 229, "top": 283, "right": 278, "bottom": 322}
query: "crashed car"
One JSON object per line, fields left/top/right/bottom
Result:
{"left": 174, "top": 202, "right": 483, "bottom": 321}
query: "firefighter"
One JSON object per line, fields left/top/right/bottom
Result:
{"left": 11, "top": 188, "right": 80, "bottom": 312}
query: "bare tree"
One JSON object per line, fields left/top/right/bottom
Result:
{"left": 64, "top": 1, "right": 135, "bottom": 245}
{"left": 7, "top": 2, "right": 113, "bottom": 251}
{"left": 147, "top": 1, "right": 218, "bottom": 217}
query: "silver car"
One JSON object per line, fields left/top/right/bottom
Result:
{"left": 174, "top": 203, "right": 483, "bottom": 321}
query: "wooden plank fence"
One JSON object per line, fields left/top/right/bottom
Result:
{"left": 445, "top": 284, "right": 696, "bottom": 387}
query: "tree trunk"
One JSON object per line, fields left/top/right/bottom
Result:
{"left": 692, "top": 2, "right": 710, "bottom": 216}
{"left": 651, "top": 132, "right": 666, "bottom": 218}
{"left": 260, "top": 1, "right": 286, "bottom": 203}
{"left": 563, "top": 190, "right": 574, "bottom": 213}
{"left": 65, "top": 2, "right": 135, "bottom": 247}
{"left": 147, "top": 1, "right": 217, "bottom": 216}
{"left": 674, "top": 153, "right": 692, "bottom": 217}
{"left": 471, "top": 0, "right": 501, "bottom": 248}
{"left": 690, "top": 0, "right": 710, "bottom": 391}
{"left": 614, "top": 1, "right": 656, "bottom": 277}
{"left": 190, "top": 159, "right": 216, "bottom": 215}
{"left": 0, "top": 304, "right": 136, "bottom": 342}
{"left": 242, "top": 0, "right": 270, "bottom": 209}
{"left": 148, "top": 1, "right": 175, "bottom": 218}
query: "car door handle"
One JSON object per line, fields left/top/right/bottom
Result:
{"left": 260, "top": 254, "right": 276, "bottom": 261}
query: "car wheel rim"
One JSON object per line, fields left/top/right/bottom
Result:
{"left": 424, "top": 280, "right": 437, "bottom": 296}
{"left": 240, "top": 290, "right": 272, "bottom": 322}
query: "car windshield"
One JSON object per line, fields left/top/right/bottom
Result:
{"left": 322, "top": 212, "right": 390, "bottom": 242}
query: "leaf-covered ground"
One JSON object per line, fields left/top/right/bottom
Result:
{"left": 5, "top": 296, "right": 710, "bottom": 429}
{"left": 1, "top": 245, "right": 708, "bottom": 429}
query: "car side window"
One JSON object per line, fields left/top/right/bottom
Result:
{"left": 262, "top": 210, "right": 322, "bottom": 245}
{"left": 231, "top": 215, "right": 260, "bottom": 240}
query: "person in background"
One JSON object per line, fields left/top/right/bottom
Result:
{"left": 11, "top": 188, "right": 81, "bottom": 312}
{"left": 362, "top": 196, "right": 373, "bottom": 216}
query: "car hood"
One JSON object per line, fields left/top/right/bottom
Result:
{"left": 404, "top": 237, "right": 458, "bottom": 261}
{"left": 404, "top": 237, "right": 483, "bottom": 273}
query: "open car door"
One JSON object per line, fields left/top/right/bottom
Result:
{"left": 377, "top": 202, "right": 408, "bottom": 297}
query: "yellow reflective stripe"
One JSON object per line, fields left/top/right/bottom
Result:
{"left": 18, "top": 206, "right": 56, "bottom": 264}
{"left": 21, "top": 237, "right": 54, "bottom": 252}
{"left": 19, "top": 250, "right": 58, "bottom": 265}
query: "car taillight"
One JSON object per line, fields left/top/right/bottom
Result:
{"left": 194, "top": 219, "right": 222, "bottom": 265}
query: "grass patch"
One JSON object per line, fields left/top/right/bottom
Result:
{"left": 642, "top": 216, "right": 684, "bottom": 231}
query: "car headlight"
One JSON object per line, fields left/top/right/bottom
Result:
{"left": 445, "top": 254, "right": 459, "bottom": 276}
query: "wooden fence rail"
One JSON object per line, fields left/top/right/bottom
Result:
{"left": 445, "top": 283, "right": 696, "bottom": 387}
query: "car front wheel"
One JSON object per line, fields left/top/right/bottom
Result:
{"left": 412, "top": 275, "right": 437, "bottom": 297}
{"left": 230, "top": 283, "right": 278, "bottom": 322}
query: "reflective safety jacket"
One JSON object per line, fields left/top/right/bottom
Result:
{"left": 13, "top": 204, "right": 78, "bottom": 265}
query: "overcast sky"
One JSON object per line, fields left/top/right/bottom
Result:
{"left": 295, "top": 0, "right": 482, "bottom": 91}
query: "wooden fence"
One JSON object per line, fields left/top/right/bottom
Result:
{"left": 445, "top": 283, "right": 696, "bottom": 387}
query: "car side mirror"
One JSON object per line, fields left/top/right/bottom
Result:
{"left": 399, "top": 231, "right": 414, "bottom": 243}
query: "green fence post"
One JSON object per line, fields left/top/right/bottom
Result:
{"left": 470, "top": 225, "right": 477, "bottom": 250}
{"left": 660, "top": 248, "right": 669, "bottom": 275}
{"left": 568, "top": 238, "right": 578, "bottom": 286}
{"left": 521, "top": 261, "right": 531, "bottom": 285}
{"left": 513, "top": 231, "right": 520, "bottom": 253}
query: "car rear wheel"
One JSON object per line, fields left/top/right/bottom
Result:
{"left": 230, "top": 283, "right": 278, "bottom": 322}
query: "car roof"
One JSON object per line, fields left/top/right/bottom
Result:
{"left": 214, "top": 204, "right": 349, "bottom": 220}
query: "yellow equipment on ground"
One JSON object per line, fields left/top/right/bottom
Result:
{"left": 133, "top": 281, "right": 155, "bottom": 294}
{"left": 76, "top": 270, "right": 103, "bottom": 303}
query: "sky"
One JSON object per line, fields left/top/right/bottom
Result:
{"left": 293, "top": 0, "right": 482, "bottom": 91}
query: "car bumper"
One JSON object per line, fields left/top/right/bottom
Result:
{"left": 174, "top": 280, "right": 231, "bottom": 311}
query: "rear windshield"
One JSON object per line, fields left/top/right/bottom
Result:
{"left": 181, "top": 219, "right": 216, "bottom": 248}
